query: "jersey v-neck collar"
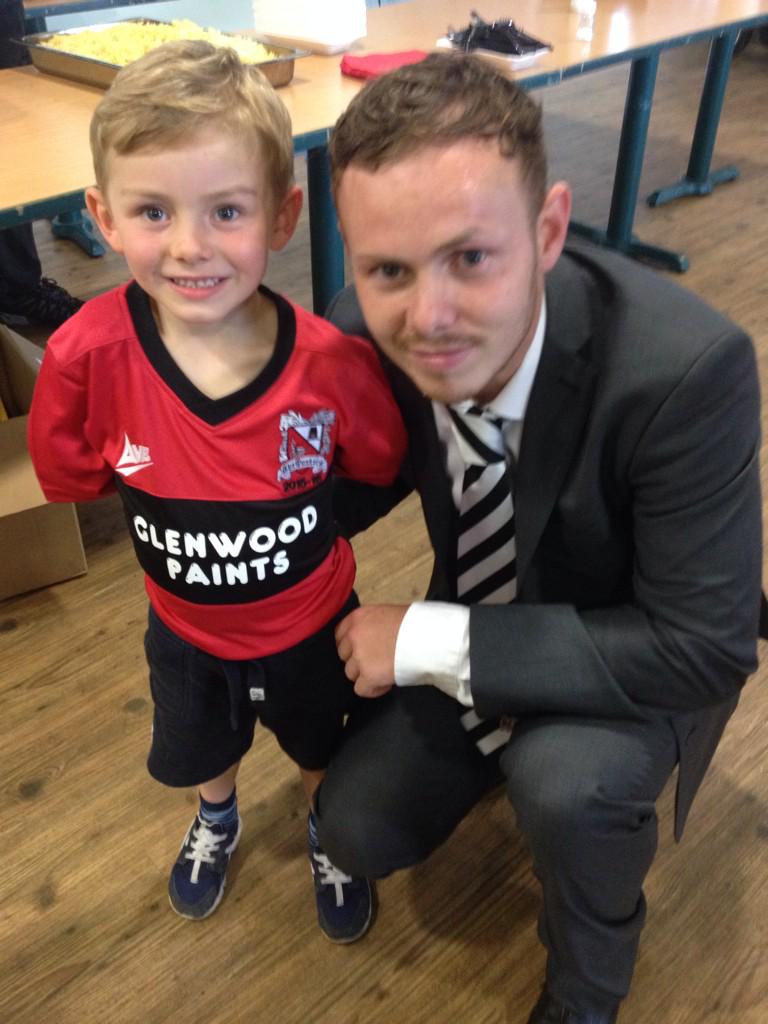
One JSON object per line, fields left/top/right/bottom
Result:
{"left": 126, "top": 281, "right": 296, "bottom": 426}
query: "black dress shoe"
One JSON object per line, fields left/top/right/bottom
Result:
{"left": 527, "top": 986, "right": 619, "bottom": 1024}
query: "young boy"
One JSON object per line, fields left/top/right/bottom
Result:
{"left": 27, "top": 39, "right": 407, "bottom": 944}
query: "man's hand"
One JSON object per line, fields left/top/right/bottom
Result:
{"left": 335, "top": 604, "right": 409, "bottom": 698}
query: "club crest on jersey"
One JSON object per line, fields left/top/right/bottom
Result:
{"left": 277, "top": 409, "right": 335, "bottom": 487}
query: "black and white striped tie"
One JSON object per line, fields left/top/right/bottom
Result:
{"left": 450, "top": 406, "right": 517, "bottom": 605}
{"left": 449, "top": 404, "right": 517, "bottom": 755}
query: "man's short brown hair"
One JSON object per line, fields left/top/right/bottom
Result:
{"left": 330, "top": 52, "right": 547, "bottom": 214}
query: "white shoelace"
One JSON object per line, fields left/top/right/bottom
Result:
{"left": 183, "top": 820, "right": 229, "bottom": 884}
{"left": 312, "top": 851, "right": 353, "bottom": 907}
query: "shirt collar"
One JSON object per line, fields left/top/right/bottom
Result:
{"left": 451, "top": 297, "right": 546, "bottom": 423}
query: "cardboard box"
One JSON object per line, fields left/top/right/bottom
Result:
{"left": 0, "top": 325, "right": 86, "bottom": 601}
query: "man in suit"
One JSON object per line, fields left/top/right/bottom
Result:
{"left": 314, "top": 54, "right": 762, "bottom": 1022}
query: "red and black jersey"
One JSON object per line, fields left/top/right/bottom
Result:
{"left": 28, "top": 282, "right": 406, "bottom": 659}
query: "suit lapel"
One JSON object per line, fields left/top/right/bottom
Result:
{"left": 514, "top": 256, "right": 598, "bottom": 584}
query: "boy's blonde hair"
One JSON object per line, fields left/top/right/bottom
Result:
{"left": 90, "top": 39, "right": 294, "bottom": 202}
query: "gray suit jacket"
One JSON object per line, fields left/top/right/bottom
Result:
{"left": 328, "top": 240, "right": 763, "bottom": 837}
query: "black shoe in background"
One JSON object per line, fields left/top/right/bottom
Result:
{"left": 0, "top": 277, "right": 84, "bottom": 327}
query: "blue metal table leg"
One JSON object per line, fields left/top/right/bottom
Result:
{"left": 24, "top": 16, "right": 47, "bottom": 34}
{"left": 647, "top": 30, "right": 739, "bottom": 207}
{"left": 605, "top": 52, "right": 658, "bottom": 246}
{"left": 24, "top": 13, "right": 105, "bottom": 262}
{"left": 306, "top": 146, "right": 345, "bottom": 314}
{"left": 570, "top": 50, "right": 689, "bottom": 272}
{"left": 51, "top": 210, "right": 105, "bottom": 258}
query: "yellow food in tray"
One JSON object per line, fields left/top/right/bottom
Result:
{"left": 43, "top": 19, "right": 276, "bottom": 66}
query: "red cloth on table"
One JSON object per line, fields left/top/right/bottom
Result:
{"left": 340, "top": 50, "right": 428, "bottom": 79}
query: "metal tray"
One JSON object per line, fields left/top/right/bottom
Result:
{"left": 19, "top": 20, "right": 308, "bottom": 89}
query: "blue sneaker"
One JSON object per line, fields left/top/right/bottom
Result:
{"left": 168, "top": 812, "right": 242, "bottom": 920}
{"left": 308, "top": 814, "right": 375, "bottom": 943}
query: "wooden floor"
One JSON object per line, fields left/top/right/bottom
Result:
{"left": 2, "top": 40, "right": 767, "bottom": 1024}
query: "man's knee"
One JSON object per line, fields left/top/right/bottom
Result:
{"left": 499, "top": 718, "right": 676, "bottom": 852}
{"left": 314, "top": 777, "right": 430, "bottom": 878}
{"left": 313, "top": 687, "right": 498, "bottom": 876}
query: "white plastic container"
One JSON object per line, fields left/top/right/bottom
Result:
{"left": 251, "top": 0, "right": 367, "bottom": 55}
{"left": 571, "top": 0, "right": 597, "bottom": 42}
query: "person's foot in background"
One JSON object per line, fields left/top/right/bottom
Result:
{"left": 0, "top": 277, "right": 84, "bottom": 327}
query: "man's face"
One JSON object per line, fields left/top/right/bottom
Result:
{"left": 337, "top": 139, "right": 569, "bottom": 406}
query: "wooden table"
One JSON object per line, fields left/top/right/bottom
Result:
{"left": 0, "top": 49, "right": 365, "bottom": 303}
{"left": 21, "top": 0, "right": 180, "bottom": 253}
{"left": 3, "top": 0, "right": 768, "bottom": 311}
{"left": 347, "top": 0, "right": 768, "bottom": 274}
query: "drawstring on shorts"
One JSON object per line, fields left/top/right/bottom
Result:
{"left": 219, "top": 659, "right": 267, "bottom": 731}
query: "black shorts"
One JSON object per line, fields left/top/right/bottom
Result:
{"left": 144, "top": 594, "right": 360, "bottom": 787}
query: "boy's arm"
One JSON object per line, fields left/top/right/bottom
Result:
{"left": 325, "top": 287, "right": 414, "bottom": 535}
{"left": 28, "top": 345, "right": 116, "bottom": 502}
{"left": 333, "top": 474, "right": 412, "bottom": 539}
{"left": 330, "top": 328, "right": 412, "bottom": 536}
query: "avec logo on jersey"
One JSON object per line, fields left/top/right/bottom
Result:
{"left": 115, "top": 433, "right": 153, "bottom": 477}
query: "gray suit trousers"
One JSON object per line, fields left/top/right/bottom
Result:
{"left": 315, "top": 685, "right": 678, "bottom": 1011}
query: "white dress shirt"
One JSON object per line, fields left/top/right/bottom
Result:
{"left": 394, "top": 300, "right": 547, "bottom": 705}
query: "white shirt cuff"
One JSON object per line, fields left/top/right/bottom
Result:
{"left": 393, "top": 602, "right": 473, "bottom": 706}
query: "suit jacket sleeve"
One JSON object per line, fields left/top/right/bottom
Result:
{"left": 470, "top": 325, "right": 762, "bottom": 721}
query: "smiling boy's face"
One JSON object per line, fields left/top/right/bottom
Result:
{"left": 336, "top": 138, "right": 571, "bottom": 406}
{"left": 86, "top": 126, "right": 301, "bottom": 337}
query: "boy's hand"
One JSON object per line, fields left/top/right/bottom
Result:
{"left": 335, "top": 605, "right": 408, "bottom": 698}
